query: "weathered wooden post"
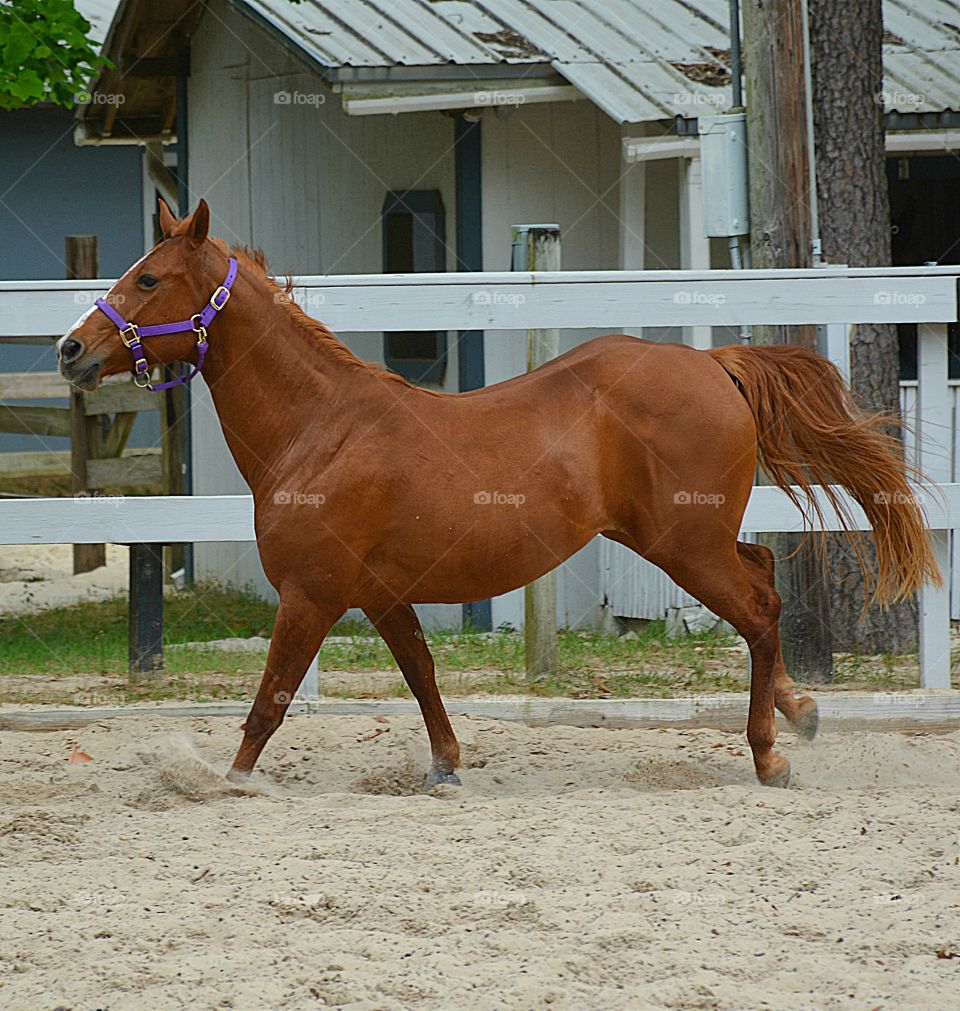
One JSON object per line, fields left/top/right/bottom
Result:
{"left": 512, "top": 225, "right": 561, "bottom": 681}
{"left": 66, "top": 235, "right": 106, "bottom": 574}
{"left": 742, "top": 0, "right": 834, "bottom": 682}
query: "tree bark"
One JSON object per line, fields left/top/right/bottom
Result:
{"left": 743, "top": 0, "right": 834, "bottom": 682}
{"left": 809, "top": 0, "right": 918, "bottom": 652}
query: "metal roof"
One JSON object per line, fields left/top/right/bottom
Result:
{"left": 239, "top": 0, "right": 960, "bottom": 122}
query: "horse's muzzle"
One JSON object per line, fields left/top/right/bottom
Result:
{"left": 60, "top": 357, "right": 101, "bottom": 392}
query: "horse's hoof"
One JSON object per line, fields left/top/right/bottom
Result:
{"left": 758, "top": 756, "right": 791, "bottom": 789}
{"left": 791, "top": 698, "right": 819, "bottom": 741}
{"left": 424, "top": 767, "right": 461, "bottom": 788}
{"left": 225, "top": 768, "right": 250, "bottom": 785}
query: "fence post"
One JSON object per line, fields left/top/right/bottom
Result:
{"left": 129, "top": 543, "right": 164, "bottom": 680}
{"left": 917, "top": 322, "right": 951, "bottom": 688}
{"left": 513, "top": 225, "right": 561, "bottom": 681}
{"left": 66, "top": 235, "right": 106, "bottom": 574}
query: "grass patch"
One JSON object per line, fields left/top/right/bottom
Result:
{"left": 1, "top": 584, "right": 278, "bottom": 677}
{"left": 0, "top": 588, "right": 941, "bottom": 705}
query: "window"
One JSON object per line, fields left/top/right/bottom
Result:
{"left": 382, "top": 190, "right": 447, "bottom": 383}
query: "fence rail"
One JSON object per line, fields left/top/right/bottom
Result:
{"left": 0, "top": 266, "right": 957, "bottom": 688}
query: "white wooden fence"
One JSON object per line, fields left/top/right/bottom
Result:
{"left": 0, "top": 265, "right": 957, "bottom": 688}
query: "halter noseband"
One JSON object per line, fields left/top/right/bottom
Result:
{"left": 94, "top": 257, "right": 238, "bottom": 391}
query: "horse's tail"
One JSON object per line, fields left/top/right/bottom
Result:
{"left": 708, "top": 343, "right": 940, "bottom": 607}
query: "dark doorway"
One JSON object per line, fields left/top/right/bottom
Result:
{"left": 888, "top": 154, "right": 960, "bottom": 380}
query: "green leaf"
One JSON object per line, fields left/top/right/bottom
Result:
{"left": 7, "top": 69, "right": 45, "bottom": 101}
{"left": 0, "top": 0, "right": 112, "bottom": 108}
{"left": 3, "top": 20, "right": 36, "bottom": 66}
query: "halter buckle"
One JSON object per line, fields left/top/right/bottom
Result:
{"left": 210, "top": 286, "right": 231, "bottom": 311}
{"left": 119, "top": 323, "right": 140, "bottom": 348}
{"left": 133, "top": 371, "right": 152, "bottom": 389}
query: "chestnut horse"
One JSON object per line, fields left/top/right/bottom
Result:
{"left": 59, "top": 201, "right": 938, "bottom": 788}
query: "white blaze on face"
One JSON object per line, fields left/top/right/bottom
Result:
{"left": 57, "top": 303, "right": 98, "bottom": 358}
{"left": 58, "top": 249, "right": 153, "bottom": 353}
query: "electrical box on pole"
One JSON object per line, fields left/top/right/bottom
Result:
{"left": 698, "top": 112, "right": 750, "bottom": 237}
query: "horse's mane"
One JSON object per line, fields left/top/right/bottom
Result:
{"left": 218, "top": 239, "right": 432, "bottom": 393}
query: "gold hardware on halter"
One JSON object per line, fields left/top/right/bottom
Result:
{"left": 190, "top": 314, "right": 209, "bottom": 344}
{"left": 133, "top": 370, "right": 152, "bottom": 389}
{"left": 210, "top": 286, "right": 231, "bottom": 310}
{"left": 119, "top": 323, "right": 140, "bottom": 347}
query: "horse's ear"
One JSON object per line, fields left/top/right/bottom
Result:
{"left": 188, "top": 199, "right": 210, "bottom": 246}
{"left": 157, "top": 198, "right": 177, "bottom": 238}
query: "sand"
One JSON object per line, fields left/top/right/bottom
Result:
{"left": 1, "top": 713, "right": 959, "bottom": 1009}
{"left": 0, "top": 543, "right": 128, "bottom": 614}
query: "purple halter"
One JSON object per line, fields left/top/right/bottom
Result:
{"left": 94, "top": 257, "right": 238, "bottom": 391}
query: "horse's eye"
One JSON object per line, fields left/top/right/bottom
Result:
{"left": 138, "top": 274, "right": 159, "bottom": 289}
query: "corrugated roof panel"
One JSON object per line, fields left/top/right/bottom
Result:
{"left": 476, "top": 0, "right": 596, "bottom": 61}
{"left": 243, "top": 0, "right": 391, "bottom": 66}
{"left": 237, "top": 0, "right": 960, "bottom": 120}
{"left": 885, "top": 0, "right": 960, "bottom": 51}
{"left": 884, "top": 51, "right": 960, "bottom": 112}
{"left": 595, "top": 0, "right": 729, "bottom": 62}
{"left": 363, "top": 0, "right": 496, "bottom": 63}
{"left": 556, "top": 61, "right": 673, "bottom": 121}
{"left": 310, "top": 0, "right": 448, "bottom": 65}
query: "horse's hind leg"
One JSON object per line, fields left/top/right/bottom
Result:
{"left": 639, "top": 535, "right": 791, "bottom": 787}
{"left": 364, "top": 603, "right": 461, "bottom": 787}
{"left": 227, "top": 592, "right": 343, "bottom": 782}
{"left": 737, "top": 542, "right": 819, "bottom": 740}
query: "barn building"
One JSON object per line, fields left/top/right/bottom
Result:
{"left": 77, "top": 0, "right": 960, "bottom": 629}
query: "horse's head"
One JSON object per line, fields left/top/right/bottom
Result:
{"left": 58, "top": 199, "right": 227, "bottom": 391}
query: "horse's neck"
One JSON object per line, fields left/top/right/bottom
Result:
{"left": 199, "top": 275, "right": 356, "bottom": 491}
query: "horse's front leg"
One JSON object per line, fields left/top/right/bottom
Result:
{"left": 364, "top": 603, "right": 461, "bottom": 787}
{"left": 227, "top": 591, "right": 343, "bottom": 782}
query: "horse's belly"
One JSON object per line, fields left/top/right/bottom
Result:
{"left": 355, "top": 522, "right": 596, "bottom": 606}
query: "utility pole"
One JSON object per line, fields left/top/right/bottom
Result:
{"left": 742, "top": 0, "right": 833, "bottom": 681}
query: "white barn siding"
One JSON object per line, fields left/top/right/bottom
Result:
{"left": 478, "top": 101, "right": 624, "bottom": 630}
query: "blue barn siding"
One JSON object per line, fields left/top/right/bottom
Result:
{"left": 0, "top": 106, "right": 145, "bottom": 454}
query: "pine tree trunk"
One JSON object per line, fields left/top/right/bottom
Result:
{"left": 809, "top": 0, "right": 918, "bottom": 652}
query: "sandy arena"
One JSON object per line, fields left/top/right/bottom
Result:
{"left": 1, "top": 713, "right": 959, "bottom": 1009}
